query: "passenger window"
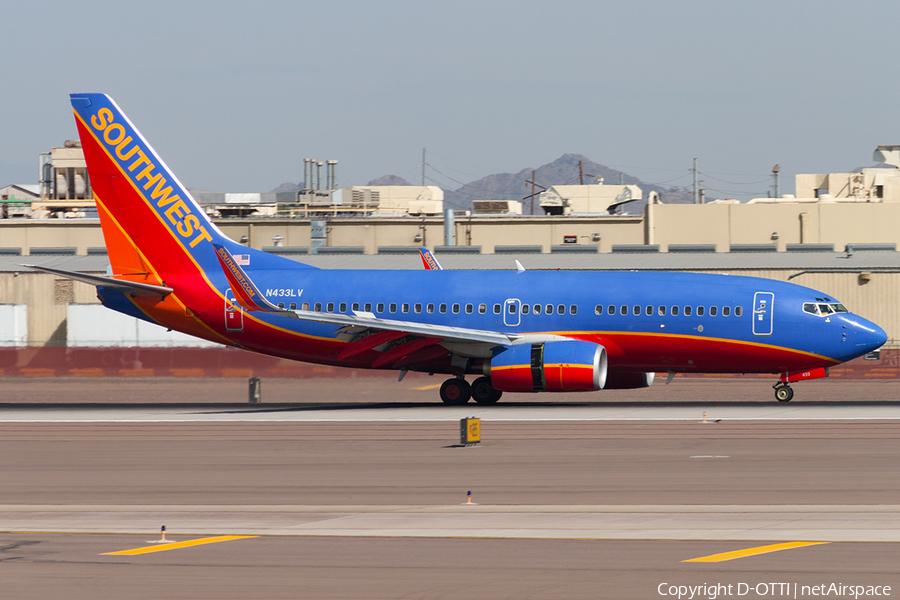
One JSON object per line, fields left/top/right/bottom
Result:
{"left": 570, "top": 305, "right": 577, "bottom": 315}
{"left": 494, "top": 304, "right": 502, "bottom": 314}
{"left": 452, "top": 303, "right": 460, "bottom": 314}
{"left": 364, "top": 303, "right": 372, "bottom": 312}
{"left": 439, "top": 304, "right": 447, "bottom": 314}
{"left": 658, "top": 306, "right": 666, "bottom": 316}
{"left": 671, "top": 306, "right": 679, "bottom": 316}
{"left": 632, "top": 305, "right": 640, "bottom": 316}
{"left": 465, "top": 303, "right": 474, "bottom": 314}
{"left": 522, "top": 304, "right": 529, "bottom": 315}
{"left": 621, "top": 305, "right": 628, "bottom": 316}
{"left": 645, "top": 305, "right": 653, "bottom": 316}
{"left": 508, "top": 303, "right": 516, "bottom": 314}
{"left": 289, "top": 302, "right": 297, "bottom": 310}
{"left": 389, "top": 303, "right": 397, "bottom": 313}
{"left": 546, "top": 304, "right": 554, "bottom": 315}
{"left": 414, "top": 304, "right": 422, "bottom": 313}
{"left": 735, "top": 306, "right": 742, "bottom": 317}
{"left": 426, "top": 304, "right": 434, "bottom": 313}
{"left": 376, "top": 303, "right": 384, "bottom": 313}
{"left": 402, "top": 303, "right": 409, "bottom": 313}
{"left": 557, "top": 304, "right": 565, "bottom": 315}
{"left": 326, "top": 302, "right": 334, "bottom": 312}
{"left": 533, "top": 304, "right": 542, "bottom": 315}
{"left": 277, "top": 302, "right": 284, "bottom": 309}
{"left": 710, "top": 306, "right": 717, "bottom": 316}
{"left": 697, "top": 306, "right": 704, "bottom": 316}
{"left": 351, "top": 302, "right": 359, "bottom": 311}
{"left": 607, "top": 305, "right": 615, "bottom": 315}
{"left": 684, "top": 306, "right": 692, "bottom": 316}
{"left": 302, "top": 302, "right": 309, "bottom": 310}
{"left": 723, "top": 306, "right": 730, "bottom": 317}
{"left": 314, "top": 302, "right": 322, "bottom": 311}
{"left": 595, "top": 305, "right": 602, "bottom": 315}
{"left": 340, "top": 302, "right": 348, "bottom": 313}
{"left": 479, "top": 304, "right": 487, "bottom": 314}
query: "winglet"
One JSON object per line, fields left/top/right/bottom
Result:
{"left": 419, "top": 248, "right": 443, "bottom": 270}
{"left": 213, "top": 244, "right": 294, "bottom": 316}
{"left": 515, "top": 260, "right": 526, "bottom": 273}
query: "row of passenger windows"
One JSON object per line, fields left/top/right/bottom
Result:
{"left": 276, "top": 301, "right": 580, "bottom": 315}
{"left": 272, "top": 299, "right": 742, "bottom": 319}
{"left": 594, "top": 304, "right": 743, "bottom": 317}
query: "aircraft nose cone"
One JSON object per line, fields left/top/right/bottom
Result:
{"left": 855, "top": 318, "right": 887, "bottom": 354}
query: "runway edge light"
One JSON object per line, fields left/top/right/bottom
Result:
{"left": 460, "top": 417, "right": 481, "bottom": 446}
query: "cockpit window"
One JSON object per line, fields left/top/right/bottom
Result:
{"left": 804, "top": 302, "right": 849, "bottom": 317}
{"left": 818, "top": 304, "right": 835, "bottom": 315}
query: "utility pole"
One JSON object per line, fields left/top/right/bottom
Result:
{"left": 692, "top": 158, "right": 699, "bottom": 204}
{"left": 523, "top": 170, "right": 547, "bottom": 215}
{"left": 578, "top": 161, "right": 584, "bottom": 185}
{"left": 772, "top": 164, "right": 781, "bottom": 198}
{"left": 422, "top": 148, "right": 426, "bottom": 186}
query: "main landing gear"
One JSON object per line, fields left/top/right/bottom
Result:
{"left": 439, "top": 377, "right": 503, "bottom": 405}
{"left": 773, "top": 383, "right": 794, "bottom": 403}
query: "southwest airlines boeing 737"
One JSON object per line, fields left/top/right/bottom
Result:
{"left": 28, "top": 94, "right": 887, "bottom": 403}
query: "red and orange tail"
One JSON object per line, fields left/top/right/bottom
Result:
{"left": 70, "top": 94, "right": 227, "bottom": 287}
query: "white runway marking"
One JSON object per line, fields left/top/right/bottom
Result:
{"left": 4, "top": 504, "right": 900, "bottom": 542}
{"left": 3, "top": 403, "right": 900, "bottom": 422}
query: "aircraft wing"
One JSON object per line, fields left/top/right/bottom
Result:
{"left": 213, "top": 243, "right": 516, "bottom": 354}
{"left": 21, "top": 264, "right": 174, "bottom": 297}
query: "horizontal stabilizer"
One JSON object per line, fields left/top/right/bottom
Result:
{"left": 21, "top": 264, "right": 173, "bottom": 297}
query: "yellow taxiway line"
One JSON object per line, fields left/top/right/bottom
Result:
{"left": 684, "top": 541, "right": 829, "bottom": 563}
{"left": 412, "top": 383, "right": 442, "bottom": 391}
{"left": 102, "top": 535, "right": 258, "bottom": 556}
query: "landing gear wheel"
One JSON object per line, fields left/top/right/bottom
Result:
{"left": 775, "top": 384, "right": 794, "bottom": 403}
{"left": 440, "top": 378, "right": 471, "bottom": 405}
{"left": 471, "top": 376, "right": 502, "bottom": 405}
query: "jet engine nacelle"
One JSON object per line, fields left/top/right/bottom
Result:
{"left": 487, "top": 340, "right": 607, "bottom": 392}
{"left": 603, "top": 372, "right": 656, "bottom": 390}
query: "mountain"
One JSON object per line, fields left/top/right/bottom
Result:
{"left": 366, "top": 174, "right": 412, "bottom": 186}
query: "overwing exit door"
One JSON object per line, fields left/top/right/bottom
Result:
{"left": 503, "top": 298, "right": 521, "bottom": 326}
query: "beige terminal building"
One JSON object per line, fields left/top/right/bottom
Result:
{"left": 2, "top": 145, "right": 900, "bottom": 351}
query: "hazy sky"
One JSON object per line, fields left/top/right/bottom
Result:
{"left": 2, "top": 0, "right": 898, "bottom": 201}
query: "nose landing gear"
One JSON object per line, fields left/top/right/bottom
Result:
{"left": 773, "top": 383, "right": 794, "bottom": 403}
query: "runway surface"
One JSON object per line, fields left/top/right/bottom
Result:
{"left": 1, "top": 378, "right": 899, "bottom": 598}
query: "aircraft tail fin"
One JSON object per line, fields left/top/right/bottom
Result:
{"left": 419, "top": 248, "right": 443, "bottom": 270}
{"left": 69, "top": 93, "right": 234, "bottom": 282}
